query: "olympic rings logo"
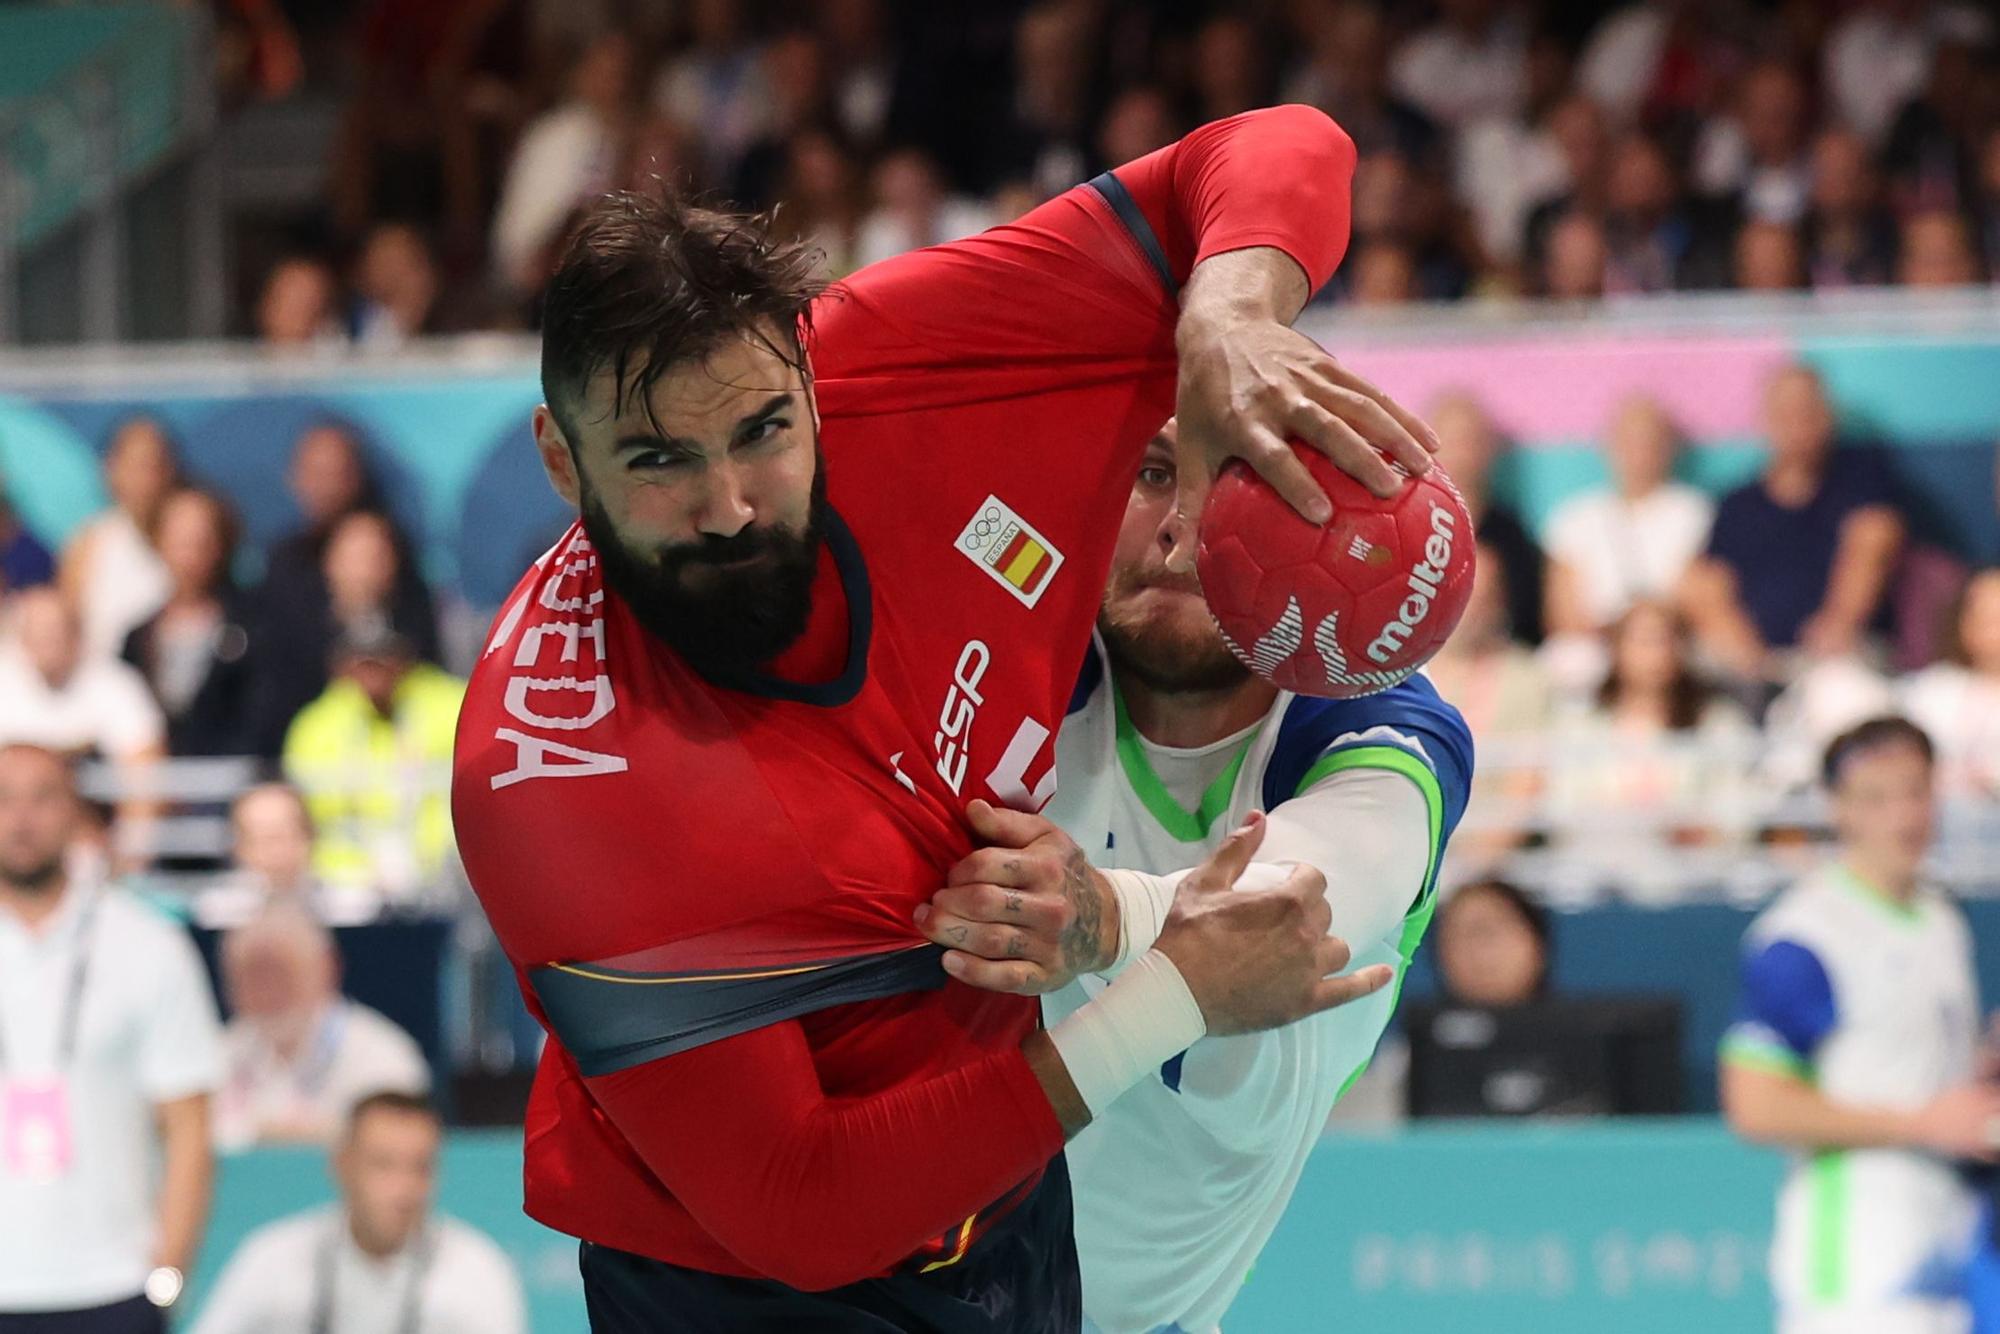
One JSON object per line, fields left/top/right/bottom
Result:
{"left": 962, "top": 506, "right": 1005, "bottom": 549}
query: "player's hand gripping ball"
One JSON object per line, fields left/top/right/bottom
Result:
{"left": 1197, "top": 441, "right": 1474, "bottom": 698}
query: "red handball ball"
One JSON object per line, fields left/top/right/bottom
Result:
{"left": 1196, "top": 443, "right": 1475, "bottom": 698}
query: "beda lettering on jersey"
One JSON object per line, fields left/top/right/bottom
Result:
{"left": 487, "top": 535, "right": 630, "bottom": 789}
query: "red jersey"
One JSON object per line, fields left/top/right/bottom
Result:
{"left": 451, "top": 106, "right": 1355, "bottom": 1293}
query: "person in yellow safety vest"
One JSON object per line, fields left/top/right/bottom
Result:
{"left": 282, "top": 618, "right": 465, "bottom": 902}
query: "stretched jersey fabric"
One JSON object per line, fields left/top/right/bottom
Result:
{"left": 451, "top": 105, "right": 1358, "bottom": 1292}
{"left": 1722, "top": 865, "right": 1981, "bottom": 1328}
{"left": 1043, "top": 644, "right": 1472, "bottom": 1333}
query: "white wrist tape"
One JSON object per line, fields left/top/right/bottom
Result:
{"left": 1046, "top": 949, "right": 1207, "bottom": 1117}
{"left": 1101, "top": 867, "right": 1184, "bottom": 975}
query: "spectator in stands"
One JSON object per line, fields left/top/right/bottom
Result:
{"left": 1545, "top": 601, "right": 1756, "bottom": 897}
{"left": 1390, "top": 0, "right": 1530, "bottom": 134}
{"left": 1734, "top": 218, "right": 1806, "bottom": 291}
{"left": 1901, "top": 568, "right": 2000, "bottom": 802}
{"left": 120, "top": 488, "right": 266, "bottom": 759}
{"left": 1822, "top": 0, "right": 1974, "bottom": 146}
{"left": 1348, "top": 239, "right": 1418, "bottom": 305}
{"left": 1602, "top": 133, "right": 1724, "bottom": 293}
{"left": 258, "top": 429, "right": 441, "bottom": 747}
{"left": 1884, "top": 36, "right": 1988, "bottom": 218}
{"left": 732, "top": 29, "right": 836, "bottom": 209}
{"left": 992, "top": 2, "right": 1096, "bottom": 200}
{"left": 194, "top": 783, "right": 346, "bottom": 929}
{"left": 282, "top": 621, "right": 465, "bottom": 900}
{"left": 1435, "top": 877, "right": 1551, "bottom": 1008}
{"left": 0, "top": 590, "right": 166, "bottom": 859}
{"left": 1518, "top": 94, "right": 1611, "bottom": 276}
{"left": 1977, "top": 125, "right": 2000, "bottom": 280}
{"left": 1802, "top": 127, "right": 1898, "bottom": 290}
{"left": 818, "top": 0, "right": 893, "bottom": 150}
{"left": 212, "top": 905, "right": 429, "bottom": 1151}
{"left": 192, "top": 1092, "right": 527, "bottom": 1334}
{"left": 1283, "top": 1, "right": 1440, "bottom": 165}
{"left": 1683, "top": 364, "right": 1906, "bottom": 678}
{"left": 0, "top": 483, "right": 53, "bottom": 596}
{"left": 1431, "top": 390, "right": 1545, "bottom": 643}
{"left": 0, "top": 744, "right": 220, "bottom": 1330}
{"left": 1424, "top": 543, "right": 1551, "bottom": 874}
{"left": 1545, "top": 395, "right": 1714, "bottom": 639}
{"left": 1693, "top": 60, "right": 1813, "bottom": 226}
{"left": 1095, "top": 84, "right": 1180, "bottom": 173}
{"left": 854, "top": 149, "right": 995, "bottom": 268}
{"left": 1541, "top": 209, "right": 1608, "bottom": 298}
{"left": 59, "top": 416, "right": 178, "bottom": 663}
{"left": 349, "top": 223, "right": 445, "bottom": 347}
{"left": 1190, "top": 14, "right": 1273, "bottom": 125}
{"left": 1722, "top": 717, "right": 1997, "bottom": 1332}
{"left": 771, "top": 126, "right": 867, "bottom": 278}
{"left": 490, "top": 31, "right": 635, "bottom": 301}
{"left": 256, "top": 256, "right": 343, "bottom": 348}
{"left": 1576, "top": 0, "right": 1741, "bottom": 133}
{"left": 1898, "top": 208, "right": 1983, "bottom": 286}
{"left": 652, "top": 0, "right": 771, "bottom": 183}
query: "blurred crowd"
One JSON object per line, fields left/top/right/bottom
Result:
{"left": 213, "top": 0, "right": 2000, "bottom": 345}
{"left": 1423, "top": 361, "right": 2000, "bottom": 900}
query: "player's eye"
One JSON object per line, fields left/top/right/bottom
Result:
{"left": 1138, "top": 464, "right": 1173, "bottom": 489}
{"left": 628, "top": 451, "right": 696, "bottom": 472}
{"left": 738, "top": 418, "right": 789, "bottom": 446}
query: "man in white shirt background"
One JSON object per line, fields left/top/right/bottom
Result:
{"left": 212, "top": 905, "right": 430, "bottom": 1152}
{"left": 192, "top": 1091, "right": 527, "bottom": 1334}
{"left": 0, "top": 744, "right": 221, "bottom": 1332}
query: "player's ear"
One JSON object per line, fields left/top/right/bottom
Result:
{"left": 532, "top": 405, "right": 582, "bottom": 509}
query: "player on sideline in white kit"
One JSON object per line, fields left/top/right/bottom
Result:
{"left": 1723, "top": 716, "right": 2000, "bottom": 1334}
{"left": 915, "top": 425, "right": 1473, "bottom": 1334}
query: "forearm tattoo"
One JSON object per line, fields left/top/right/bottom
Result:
{"left": 1058, "top": 846, "right": 1105, "bottom": 975}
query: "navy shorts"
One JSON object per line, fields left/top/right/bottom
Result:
{"left": 0, "top": 1297, "right": 163, "bottom": 1334}
{"left": 580, "top": 1156, "right": 1080, "bottom": 1333}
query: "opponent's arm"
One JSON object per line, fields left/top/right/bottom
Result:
{"left": 922, "top": 764, "right": 1434, "bottom": 995}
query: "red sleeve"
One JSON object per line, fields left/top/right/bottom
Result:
{"left": 810, "top": 104, "right": 1355, "bottom": 392}
{"left": 585, "top": 1019, "right": 1064, "bottom": 1292}
{"left": 1114, "top": 102, "right": 1356, "bottom": 295}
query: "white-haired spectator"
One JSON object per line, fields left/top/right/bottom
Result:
{"left": 213, "top": 905, "right": 429, "bottom": 1152}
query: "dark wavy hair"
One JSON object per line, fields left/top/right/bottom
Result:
{"left": 539, "top": 190, "right": 827, "bottom": 444}
{"left": 1597, "top": 600, "right": 1713, "bottom": 732}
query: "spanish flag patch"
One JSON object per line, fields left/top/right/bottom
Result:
{"left": 956, "top": 494, "right": 1065, "bottom": 608}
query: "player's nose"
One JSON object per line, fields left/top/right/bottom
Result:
{"left": 1155, "top": 503, "right": 1192, "bottom": 561}
{"left": 692, "top": 460, "right": 757, "bottom": 538}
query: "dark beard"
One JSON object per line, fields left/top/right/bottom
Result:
{"left": 0, "top": 855, "right": 65, "bottom": 895}
{"left": 1097, "top": 582, "right": 1252, "bottom": 696}
{"left": 581, "top": 458, "right": 828, "bottom": 677}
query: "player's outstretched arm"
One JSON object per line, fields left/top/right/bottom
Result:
{"left": 1722, "top": 1062, "right": 2000, "bottom": 1161}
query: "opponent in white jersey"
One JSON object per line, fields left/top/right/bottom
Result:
{"left": 1722, "top": 716, "right": 2000, "bottom": 1334}
{"left": 918, "top": 428, "right": 1472, "bottom": 1333}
